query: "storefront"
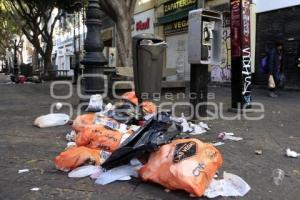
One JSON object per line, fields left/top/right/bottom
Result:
{"left": 132, "top": 8, "right": 155, "bottom": 36}
{"left": 158, "top": 0, "right": 198, "bottom": 81}
{"left": 255, "top": 5, "right": 300, "bottom": 87}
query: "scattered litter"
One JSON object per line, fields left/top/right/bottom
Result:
{"left": 171, "top": 113, "right": 192, "bottom": 132}
{"left": 292, "top": 170, "right": 300, "bottom": 176}
{"left": 199, "top": 122, "right": 210, "bottom": 130}
{"left": 120, "top": 133, "right": 131, "bottom": 144}
{"left": 66, "top": 142, "right": 76, "bottom": 149}
{"left": 204, "top": 172, "right": 251, "bottom": 198}
{"left": 56, "top": 102, "right": 62, "bottom": 110}
{"left": 180, "top": 119, "right": 192, "bottom": 133}
{"left": 129, "top": 125, "right": 140, "bottom": 132}
{"left": 18, "top": 169, "right": 30, "bottom": 174}
{"left": 286, "top": 148, "right": 300, "bottom": 158}
{"left": 97, "top": 103, "right": 115, "bottom": 116}
{"left": 65, "top": 130, "right": 76, "bottom": 141}
{"left": 189, "top": 123, "right": 207, "bottom": 135}
{"left": 218, "top": 132, "right": 243, "bottom": 141}
{"left": 213, "top": 142, "right": 225, "bottom": 147}
{"left": 50, "top": 91, "right": 249, "bottom": 198}
{"left": 95, "top": 159, "right": 142, "bottom": 185}
{"left": 255, "top": 150, "right": 263, "bottom": 155}
{"left": 117, "top": 123, "right": 128, "bottom": 134}
{"left": 30, "top": 187, "right": 40, "bottom": 191}
{"left": 34, "top": 113, "right": 70, "bottom": 128}
{"left": 68, "top": 165, "right": 103, "bottom": 178}
{"left": 171, "top": 113, "right": 210, "bottom": 135}
{"left": 26, "top": 160, "right": 37, "bottom": 164}
{"left": 272, "top": 169, "right": 285, "bottom": 185}
{"left": 86, "top": 94, "right": 103, "bottom": 112}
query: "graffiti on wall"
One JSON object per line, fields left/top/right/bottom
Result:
{"left": 211, "top": 13, "right": 231, "bottom": 82}
{"left": 241, "top": 0, "right": 252, "bottom": 105}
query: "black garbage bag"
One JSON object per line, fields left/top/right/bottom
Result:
{"left": 106, "top": 100, "right": 141, "bottom": 125}
{"left": 102, "top": 112, "right": 181, "bottom": 169}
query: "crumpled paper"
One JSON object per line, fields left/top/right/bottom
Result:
{"left": 204, "top": 172, "right": 251, "bottom": 198}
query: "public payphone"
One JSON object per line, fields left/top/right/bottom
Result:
{"left": 188, "top": 9, "right": 222, "bottom": 65}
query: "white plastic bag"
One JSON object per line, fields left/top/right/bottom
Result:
{"left": 205, "top": 172, "right": 251, "bottom": 198}
{"left": 86, "top": 94, "right": 103, "bottom": 112}
{"left": 68, "top": 165, "right": 103, "bottom": 178}
{"left": 286, "top": 148, "right": 300, "bottom": 158}
{"left": 34, "top": 113, "right": 70, "bottom": 128}
{"left": 95, "top": 159, "right": 142, "bottom": 185}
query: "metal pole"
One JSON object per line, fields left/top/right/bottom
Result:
{"left": 230, "top": 0, "right": 252, "bottom": 111}
{"left": 73, "top": 14, "right": 78, "bottom": 84}
{"left": 80, "top": 0, "right": 107, "bottom": 94}
{"left": 190, "top": 64, "right": 208, "bottom": 118}
{"left": 190, "top": 1, "right": 207, "bottom": 119}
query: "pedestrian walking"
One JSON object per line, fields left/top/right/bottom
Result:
{"left": 267, "top": 41, "right": 284, "bottom": 97}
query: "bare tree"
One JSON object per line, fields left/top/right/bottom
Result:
{"left": 99, "top": 0, "right": 137, "bottom": 68}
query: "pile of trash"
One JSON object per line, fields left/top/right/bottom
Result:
{"left": 34, "top": 91, "right": 251, "bottom": 198}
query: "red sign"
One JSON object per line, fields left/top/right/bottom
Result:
{"left": 136, "top": 18, "right": 150, "bottom": 31}
{"left": 230, "top": 0, "right": 241, "bottom": 57}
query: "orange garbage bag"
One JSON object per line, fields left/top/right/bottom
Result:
{"left": 122, "top": 91, "right": 157, "bottom": 114}
{"left": 139, "top": 138, "right": 223, "bottom": 197}
{"left": 73, "top": 113, "right": 124, "bottom": 152}
{"left": 77, "top": 126, "right": 123, "bottom": 151}
{"left": 72, "top": 113, "right": 96, "bottom": 133}
{"left": 54, "top": 146, "right": 108, "bottom": 171}
{"left": 122, "top": 91, "right": 138, "bottom": 105}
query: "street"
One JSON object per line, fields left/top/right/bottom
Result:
{"left": 0, "top": 74, "right": 299, "bottom": 200}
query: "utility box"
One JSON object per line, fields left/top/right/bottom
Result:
{"left": 132, "top": 33, "right": 167, "bottom": 100}
{"left": 188, "top": 9, "right": 222, "bottom": 65}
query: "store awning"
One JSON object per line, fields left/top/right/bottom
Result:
{"left": 157, "top": 5, "right": 197, "bottom": 24}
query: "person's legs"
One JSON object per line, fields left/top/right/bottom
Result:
{"left": 269, "top": 87, "right": 278, "bottom": 97}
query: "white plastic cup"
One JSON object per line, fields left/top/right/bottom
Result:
{"left": 272, "top": 168, "right": 285, "bottom": 185}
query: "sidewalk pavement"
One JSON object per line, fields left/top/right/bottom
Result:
{"left": 0, "top": 77, "right": 299, "bottom": 200}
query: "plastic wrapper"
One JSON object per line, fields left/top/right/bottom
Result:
{"left": 139, "top": 138, "right": 223, "bottom": 197}
{"left": 68, "top": 165, "right": 103, "bottom": 178}
{"left": 86, "top": 94, "right": 103, "bottom": 112}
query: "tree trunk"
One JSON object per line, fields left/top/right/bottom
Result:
{"left": 116, "top": 15, "right": 133, "bottom": 67}
{"left": 17, "top": 50, "right": 23, "bottom": 64}
{"left": 43, "top": 39, "right": 54, "bottom": 76}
